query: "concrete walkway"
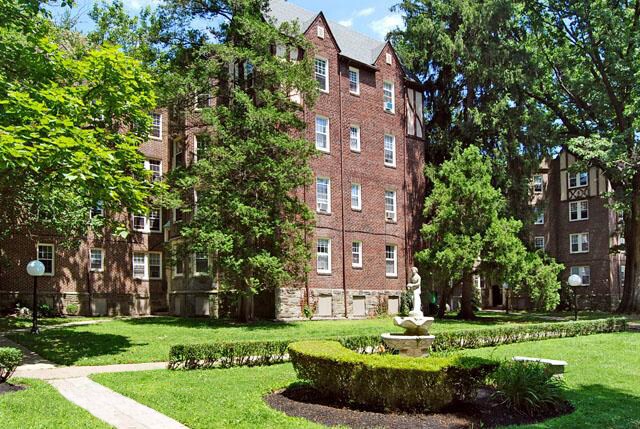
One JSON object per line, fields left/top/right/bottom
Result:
{"left": 15, "top": 361, "right": 167, "bottom": 380}
{"left": 51, "top": 377, "right": 187, "bottom": 429}
{"left": 0, "top": 334, "right": 56, "bottom": 371}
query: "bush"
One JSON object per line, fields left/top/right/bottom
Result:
{"left": 168, "top": 340, "right": 290, "bottom": 370}
{"left": 491, "top": 360, "right": 567, "bottom": 415}
{"left": 288, "top": 340, "right": 498, "bottom": 412}
{"left": 65, "top": 303, "right": 79, "bottom": 315}
{"left": 0, "top": 347, "right": 23, "bottom": 383}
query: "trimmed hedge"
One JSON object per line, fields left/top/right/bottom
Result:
{"left": 0, "top": 347, "right": 23, "bottom": 383}
{"left": 168, "top": 318, "right": 627, "bottom": 370}
{"left": 288, "top": 340, "right": 498, "bottom": 412}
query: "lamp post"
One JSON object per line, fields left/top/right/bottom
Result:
{"left": 502, "top": 282, "right": 510, "bottom": 314}
{"left": 568, "top": 274, "right": 583, "bottom": 321}
{"left": 26, "top": 260, "right": 45, "bottom": 334}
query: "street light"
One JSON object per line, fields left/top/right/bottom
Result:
{"left": 26, "top": 260, "right": 45, "bottom": 334}
{"left": 568, "top": 274, "right": 583, "bottom": 321}
{"left": 502, "top": 282, "right": 510, "bottom": 314}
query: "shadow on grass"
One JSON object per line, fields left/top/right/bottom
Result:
{"left": 121, "top": 316, "right": 296, "bottom": 331}
{"left": 7, "top": 330, "right": 136, "bottom": 366}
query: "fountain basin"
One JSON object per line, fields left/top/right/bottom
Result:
{"left": 381, "top": 333, "right": 436, "bottom": 357}
{"left": 393, "top": 315, "right": 434, "bottom": 335}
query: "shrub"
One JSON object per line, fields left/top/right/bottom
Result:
{"left": 65, "top": 303, "right": 79, "bottom": 315}
{"left": 168, "top": 340, "right": 290, "bottom": 370}
{"left": 0, "top": 347, "right": 23, "bottom": 383}
{"left": 288, "top": 340, "right": 498, "bottom": 412}
{"left": 491, "top": 360, "right": 567, "bottom": 415}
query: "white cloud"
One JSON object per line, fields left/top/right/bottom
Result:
{"left": 338, "top": 18, "right": 353, "bottom": 27}
{"left": 369, "top": 14, "right": 403, "bottom": 39}
{"left": 356, "top": 7, "right": 375, "bottom": 17}
{"left": 126, "top": 0, "right": 161, "bottom": 10}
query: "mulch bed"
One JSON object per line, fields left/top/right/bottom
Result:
{"left": 0, "top": 383, "right": 26, "bottom": 396}
{"left": 265, "top": 385, "right": 574, "bottom": 429}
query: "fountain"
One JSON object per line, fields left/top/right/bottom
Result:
{"left": 381, "top": 267, "right": 436, "bottom": 357}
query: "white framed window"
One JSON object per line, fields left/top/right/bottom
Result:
{"left": 150, "top": 113, "right": 162, "bottom": 139}
{"left": 534, "top": 236, "right": 545, "bottom": 250}
{"left": 195, "top": 93, "right": 210, "bottom": 110}
{"left": 148, "top": 252, "right": 162, "bottom": 279}
{"left": 173, "top": 255, "right": 185, "bottom": 278}
{"left": 348, "top": 67, "right": 360, "bottom": 94}
{"left": 315, "top": 116, "right": 329, "bottom": 152}
{"left": 173, "top": 208, "right": 183, "bottom": 223}
{"left": 569, "top": 200, "right": 589, "bottom": 221}
{"left": 568, "top": 171, "right": 588, "bottom": 188}
{"left": 383, "top": 81, "right": 395, "bottom": 112}
{"left": 317, "top": 25, "right": 325, "bottom": 39}
{"left": 194, "top": 252, "right": 209, "bottom": 275}
{"left": 534, "top": 208, "right": 545, "bottom": 225}
{"left": 385, "top": 53, "right": 393, "bottom": 65}
{"left": 132, "top": 210, "right": 162, "bottom": 233}
{"left": 352, "top": 241, "right": 362, "bottom": 268}
{"left": 316, "top": 177, "right": 331, "bottom": 214}
{"left": 90, "top": 201, "right": 104, "bottom": 218}
{"left": 145, "top": 159, "right": 162, "bottom": 182}
{"left": 317, "top": 238, "right": 331, "bottom": 274}
{"left": 351, "top": 183, "right": 361, "bottom": 210}
{"left": 37, "top": 243, "right": 54, "bottom": 275}
{"left": 384, "top": 134, "right": 396, "bottom": 167}
{"left": 533, "top": 175, "right": 543, "bottom": 193}
{"left": 90, "top": 248, "right": 104, "bottom": 272}
{"left": 315, "top": 57, "right": 328, "bottom": 92}
{"left": 570, "top": 266, "right": 590, "bottom": 286}
{"left": 133, "top": 252, "right": 162, "bottom": 280}
{"left": 173, "top": 142, "right": 184, "bottom": 167}
{"left": 385, "top": 244, "right": 397, "bottom": 277}
{"left": 133, "top": 252, "right": 146, "bottom": 279}
{"left": 570, "top": 233, "right": 589, "bottom": 253}
{"left": 385, "top": 190, "right": 397, "bottom": 222}
{"left": 349, "top": 125, "right": 360, "bottom": 152}
{"left": 194, "top": 134, "right": 212, "bottom": 161}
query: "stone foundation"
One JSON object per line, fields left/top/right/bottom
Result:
{"left": 275, "top": 287, "right": 402, "bottom": 320}
{"left": 170, "top": 290, "right": 219, "bottom": 318}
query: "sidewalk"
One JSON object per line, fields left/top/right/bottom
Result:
{"left": 0, "top": 334, "right": 56, "bottom": 371}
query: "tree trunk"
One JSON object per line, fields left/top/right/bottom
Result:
{"left": 437, "top": 286, "right": 450, "bottom": 318}
{"left": 617, "top": 173, "right": 640, "bottom": 313}
{"left": 458, "top": 272, "right": 476, "bottom": 319}
{"left": 238, "top": 293, "right": 254, "bottom": 322}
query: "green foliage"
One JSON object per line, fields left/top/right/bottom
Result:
{"left": 168, "top": 340, "right": 290, "bottom": 369}
{"left": 65, "top": 303, "right": 79, "bottom": 316}
{"left": 0, "top": 347, "right": 22, "bottom": 383}
{"left": 288, "top": 340, "right": 498, "bottom": 412}
{"left": 0, "top": 0, "right": 158, "bottom": 241}
{"left": 491, "top": 360, "right": 567, "bottom": 415}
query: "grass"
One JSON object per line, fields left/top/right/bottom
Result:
{"left": 0, "top": 316, "right": 102, "bottom": 332}
{"left": 0, "top": 378, "right": 111, "bottom": 429}
{"left": 5, "top": 310, "right": 609, "bottom": 366}
{"left": 92, "top": 332, "right": 640, "bottom": 429}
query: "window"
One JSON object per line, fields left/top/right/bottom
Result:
{"left": 384, "top": 135, "right": 396, "bottom": 166}
{"left": 150, "top": 113, "right": 162, "bottom": 139}
{"left": 132, "top": 210, "right": 162, "bottom": 233}
{"left": 620, "top": 265, "right": 626, "bottom": 286}
{"left": 133, "top": 252, "right": 146, "bottom": 279}
{"left": 90, "top": 201, "right": 104, "bottom": 218}
{"left": 351, "top": 183, "right": 361, "bottom": 210}
{"left": 173, "top": 256, "right": 184, "bottom": 277}
{"left": 569, "top": 200, "right": 589, "bottom": 221}
{"left": 570, "top": 233, "right": 589, "bottom": 253}
{"left": 315, "top": 58, "right": 328, "bottom": 92}
{"left": 385, "top": 190, "right": 397, "bottom": 222}
{"left": 173, "top": 142, "right": 184, "bottom": 167}
{"left": 148, "top": 252, "right": 162, "bottom": 279}
{"left": 149, "top": 209, "right": 161, "bottom": 232}
{"left": 37, "top": 244, "right": 54, "bottom": 275}
{"left": 173, "top": 208, "right": 183, "bottom": 223}
{"left": 315, "top": 116, "right": 329, "bottom": 152}
{"left": 533, "top": 175, "right": 543, "bottom": 193}
{"left": 195, "top": 93, "right": 210, "bottom": 110}
{"left": 194, "top": 253, "right": 209, "bottom": 275}
{"left": 317, "top": 239, "right": 331, "bottom": 274}
{"left": 352, "top": 241, "right": 362, "bottom": 268}
{"left": 534, "top": 208, "right": 545, "bottom": 225}
{"left": 145, "top": 159, "right": 162, "bottom": 182}
{"left": 195, "top": 134, "right": 212, "bottom": 161}
{"left": 383, "top": 81, "right": 394, "bottom": 112}
{"left": 348, "top": 67, "right": 359, "bottom": 94}
{"left": 349, "top": 125, "right": 360, "bottom": 152}
{"left": 133, "top": 214, "right": 146, "bottom": 231}
{"left": 90, "top": 248, "right": 104, "bottom": 272}
{"left": 568, "top": 171, "right": 588, "bottom": 188}
{"left": 570, "top": 266, "right": 590, "bottom": 286}
{"left": 385, "top": 245, "right": 397, "bottom": 277}
{"left": 133, "top": 252, "right": 162, "bottom": 280}
{"left": 316, "top": 177, "right": 331, "bottom": 213}
{"left": 385, "top": 53, "right": 392, "bottom": 64}
{"left": 534, "top": 236, "right": 545, "bottom": 250}
{"left": 317, "top": 25, "right": 325, "bottom": 39}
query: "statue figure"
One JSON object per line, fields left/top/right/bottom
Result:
{"left": 406, "top": 266, "right": 422, "bottom": 317}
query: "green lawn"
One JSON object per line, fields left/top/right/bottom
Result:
{"left": 0, "top": 316, "right": 102, "bottom": 332}
{"left": 92, "top": 332, "right": 640, "bottom": 429}
{"left": 0, "top": 378, "right": 111, "bottom": 429}
{"left": 5, "top": 311, "right": 605, "bottom": 366}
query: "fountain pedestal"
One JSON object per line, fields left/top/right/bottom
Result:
{"left": 381, "top": 312, "right": 435, "bottom": 357}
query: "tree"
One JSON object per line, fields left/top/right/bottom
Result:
{"left": 519, "top": 0, "right": 640, "bottom": 313}
{"left": 0, "top": 0, "right": 157, "bottom": 242}
{"left": 416, "top": 145, "right": 560, "bottom": 318}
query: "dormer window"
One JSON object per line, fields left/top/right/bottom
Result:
{"left": 348, "top": 67, "right": 359, "bottom": 95}
{"left": 385, "top": 53, "right": 392, "bottom": 65}
{"left": 317, "top": 26, "right": 325, "bottom": 39}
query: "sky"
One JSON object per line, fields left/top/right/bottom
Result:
{"left": 53, "top": 0, "right": 403, "bottom": 41}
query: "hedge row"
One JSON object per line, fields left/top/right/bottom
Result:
{"left": 168, "top": 317, "right": 627, "bottom": 370}
{"left": 289, "top": 340, "right": 498, "bottom": 412}
{"left": 0, "top": 347, "right": 23, "bottom": 383}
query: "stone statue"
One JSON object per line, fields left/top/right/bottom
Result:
{"left": 406, "top": 266, "right": 422, "bottom": 317}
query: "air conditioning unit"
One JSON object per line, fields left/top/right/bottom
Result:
{"left": 384, "top": 101, "right": 393, "bottom": 111}
{"left": 386, "top": 213, "right": 395, "bottom": 221}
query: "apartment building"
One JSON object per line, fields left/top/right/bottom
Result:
{"left": 526, "top": 150, "right": 626, "bottom": 311}
{"left": 0, "top": 1, "right": 427, "bottom": 319}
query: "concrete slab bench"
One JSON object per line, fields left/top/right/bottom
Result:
{"left": 512, "top": 356, "right": 567, "bottom": 375}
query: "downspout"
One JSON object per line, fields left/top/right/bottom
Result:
{"left": 339, "top": 62, "right": 348, "bottom": 318}
{"left": 402, "top": 86, "right": 410, "bottom": 282}
{"left": 303, "top": 107, "right": 310, "bottom": 307}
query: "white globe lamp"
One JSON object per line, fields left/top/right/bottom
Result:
{"left": 26, "top": 259, "right": 46, "bottom": 334}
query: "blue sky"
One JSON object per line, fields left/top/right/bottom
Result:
{"left": 53, "top": 0, "right": 402, "bottom": 41}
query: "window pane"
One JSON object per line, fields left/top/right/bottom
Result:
{"left": 149, "top": 253, "right": 161, "bottom": 278}
{"left": 195, "top": 253, "right": 209, "bottom": 273}
{"left": 351, "top": 184, "right": 360, "bottom": 209}
{"left": 349, "top": 69, "right": 359, "bottom": 93}
{"left": 317, "top": 239, "right": 330, "bottom": 272}
{"left": 316, "top": 178, "right": 330, "bottom": 212}
{"left": 133, "top": 253, "right": 146, "bottom": 278}
{"left": 385, "top": 245, "right": 396, "bottom": 275}
{"left": 385, "top": 191, "right": 396, "bottom": 220}
{"left": 352, "top": 242, "right": 361, "bottom": 266}
{"left": 383, "top": 82, "right": 394, "bottom": 111}
{"left": 150, "top": 113, "right": 162, "bottom": 138}
{"left": 38, "top": 245, "right": 54, "bottom": 274}
{"left": 149, "top": 210, "right": 161, "bottom": 231}
{"left": 315, "top": 58, "right": 327, "bottom": 91}
{"left": 315, "top": 117, "right": 328, "bottom": 150}
{"left": 90, "top": 249, "right": 103, "bottom": 271}
{"left": 350, "top": 126, "right": 359, "bottom": 151}
{"left": 384, "top": 135, "right": 395, "bottom": 165}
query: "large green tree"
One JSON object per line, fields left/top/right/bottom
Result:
{"left": 0, "top": 0, "right": 157, "bottom": 242}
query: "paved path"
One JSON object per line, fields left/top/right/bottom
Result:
{"left": 0, "top": 334, "right": 56, "bottom": 371}
{"left": 51, "top": 377, "right": 187, "bottom": 429}
{"left": 15, "top": 361, "right": 167, "bottom": 380}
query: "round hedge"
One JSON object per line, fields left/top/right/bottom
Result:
{"left": 0, "top": 347, "right": 23, "bottom": 383}
{"left": 288, "top": 340, "right": 498, "bottom": 412}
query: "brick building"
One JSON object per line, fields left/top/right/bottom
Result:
{"left": 0, "top": 1, "right": 426, "bottom": 319}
